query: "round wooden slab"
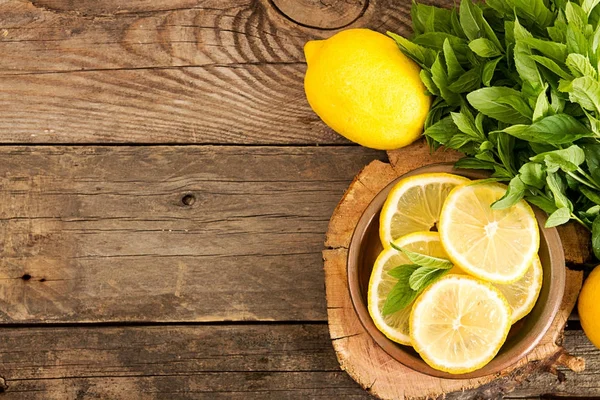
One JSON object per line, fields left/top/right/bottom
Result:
{"left": 323, "top": 140, "right": 586, "bottom": 399}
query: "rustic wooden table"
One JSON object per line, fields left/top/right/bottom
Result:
{"left": 0, "top": 0, "right": 598, "bottom": 399}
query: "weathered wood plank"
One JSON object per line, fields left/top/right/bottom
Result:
{"left": 0, "top": 65, "right": 343, "bottom": 144}
{"left": 0, "top": 0, "right": 452, "bottom": 144}
{"left": 0, "top": 324, "right": 596, "bottom": 399}
{"left": 0, "top": 324, "right": 371, "bottom": 399}
{"left": 0, "top": 145, "right": 382, "bottom": 323}
{"left": 0, "top": 0, "right": 423, "bottom": 73}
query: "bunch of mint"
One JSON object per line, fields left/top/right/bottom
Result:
{"left": 389, "top": 0, "right": 600, "bottom": 259}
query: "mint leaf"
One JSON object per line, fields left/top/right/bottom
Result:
{"left": 550, "top": 89, "right": 566, "bottom": 113}
{"left": 547, "top": 172, "right": 572, "bottom": 210}
{"left": 388, "top": 31, "right": 437, "bottom": 68}
{"left": 593, "top": 215, "right": 600, "bottom": 260}
{"left": 581, "top": 186, "right": 600, "bottom": 205}
{"left": 382, "top": 264, "right": 420, "bottom": 316}
{"left": 548, "top": 20, "right": 568, "bottom": 43}
{"left": 565, "top": 1, "right": 588, "bottom": 28}
{"left": 566, "top": 24, "right": 588, "bottom": 55}
{"left": 529, "top": 55, "right": 573, "bottom": 80}
{"left": 447, "top": 66, "right": 483, "bottom": 93}
{"left": 559, "top": 76, "right": 600, "bottom": 113}
{"left": 420, "top": 69, "right": 439, "bottom": 96}
{"left": 482, "top": 57, "right": 502, "bottom": 86}
{"left": 502, "top": 114, "right": 593, "bottom": 144}
{"left": 467, "top": 87, "right": 532, "bottom": 124}
{"left": 411, "top": 2, "right": 453, "bottom": 34}
{"left": 382, "top": 284, "right": 418, "bottom": 316}
{"left": 515, "top": 42, "right": 544, "bottom": 88}
{"left": 496, "top": 95, "right": 533, "bottom": 120}
{"left": 512, "top": 0, "right": 555, "bottom": 28}
{"left": 582, "top": 0, "right": 600, "bottom": 15}
{"left": 526, "top": 195, "right": 559, "bottom": 214}
{"left": 497, "top": 132, "right": 515, "bottom": 174}
{"left": 513, "top": 19, "right": 544, "bottom": 88}
{"left": 545, "top": 206, "right": 572, "bottom": 227}
{"left": 519, "top": 162, "right": 546, "bottom": 189}
{"left": 443, "top": 39, "right": 465, "bottom": 80}
{"left": 469, "top": 38, "right": 501, "bottom": 57}
{"left": 451, "top": 108, "right": 483, "bottom": 139}
{"left": 390, "top": 242, "right": 454, "bottom": 269}
{"left": 455, "top": 157, "right": 496, "bottom": 170}
{"left": 431, "top": 54, "right": 461, "bottom": 106}
{"left": 520, "top": 37, "right": 567, "bottom": 62}
{"left": 486, "top": 0, "right": 512, "bottom": 15}
{"left": 533, "top": 85, "right": 551, "bottom": 121}
{"left": 565, "top": 53, "right": 597, "bottom": 78}
{"left": 409, "top": 267, "right": 450, "bottom": 291}
{"left": 492, "top": 176, "right": 526, "bottom": 209}
{"left": 585, "top": 205, "right": 600, "bottom": 218}
{"left": 388, "top": 264, "right": 421, "bottom": 279}
{"left": 424, "top": 116, "right": 459, "bottom": 144}
{"left": 583, "top": 144, "right": 600, "bottom": 185}
{"left": 530, "top": 145, "right": 585, "bottom": 173}
{"left": 459, "top": 0, "right": 483, "bottom": 42}
{"left": 413, "top": 32, "right": 468, "bottom": 52}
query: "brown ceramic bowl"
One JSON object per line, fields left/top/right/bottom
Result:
{"left": 348, "top": 163, "right": 565, "bottom": 379}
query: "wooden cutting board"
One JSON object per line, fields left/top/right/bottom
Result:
{"left": 323, "top": 140, "right": 588, "bottom": 399}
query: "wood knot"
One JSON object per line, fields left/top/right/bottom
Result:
{"left": 181, "top": 194, "right": 196, "bottom": 206}
{"left": 270, "top": 0, "right": 368, "bottom": 30}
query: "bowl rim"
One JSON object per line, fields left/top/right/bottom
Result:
{"left": 347, "top": 163, "right": 566, "bottom": 379}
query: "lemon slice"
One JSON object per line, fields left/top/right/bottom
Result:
{"left": 368, "top": 231, "right": 449, "bottom": 345}
{"left": 410, "top": 275, "right": 511, "bottom": 374}
{"left": 439, "top": 181, "right": 539, "bottom": 284}
{"left": 379, "top": 173, "right": 471, "bottom": 247}
{"left": 495, "top": 255, "right": 543, "bottom": 323}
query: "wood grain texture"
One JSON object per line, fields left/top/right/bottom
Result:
{"left": 0, "top": 145, "right": 382, "bottom": 323}
{"left": 0, "top": 324, "right": 595, "bottom": 400}
{"left": 0, "top": 0, "right": 453, "bottom": 144}
{"left": 324, "top": 141, "right": 586, "bottom": 399}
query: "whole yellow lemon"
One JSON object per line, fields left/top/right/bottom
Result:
{"left": 578, "top": 265, "right": 600, "bottom": 349}
{"left": 304, "top": 29, "right": 431, "bottom": 150}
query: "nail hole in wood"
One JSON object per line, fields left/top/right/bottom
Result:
{"left": 22, "top": 274, "right": 31, "bottom": 281}
{"left": 182, "top": 194, "right": 196, "bottom": 206}
{"left": 40, "top": 278, "right": 46, "bottom": 282}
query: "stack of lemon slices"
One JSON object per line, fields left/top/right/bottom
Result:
{"left": 369, "top": 173, "right": 542, "bottom": 374}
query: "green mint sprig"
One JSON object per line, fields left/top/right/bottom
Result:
{"left": 389, "top": 0, "right": 600, "bottom": 260}
{"left": 381, "top": 243, "right": 454, "bottom": 315}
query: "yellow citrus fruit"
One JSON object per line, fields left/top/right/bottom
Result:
{"left": 368, "top": 232, "right": 449, "bottom": 345}
{"left": 304, "top": 29, "right": 431, "bottom": 150}
{"left": 578, "top": 265, "right": 600, "bottom": 349}
{"left": 410, "top": 275, "right": 512, "bottom": 374}
{"left": 379, "top": 173, "right": 471, "bottom": 247}
{"left": 439, "top": 181, "right": 539, "bottom": 284}
{"left": 495, "top": 255, "right": 543, "bottom": 323}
